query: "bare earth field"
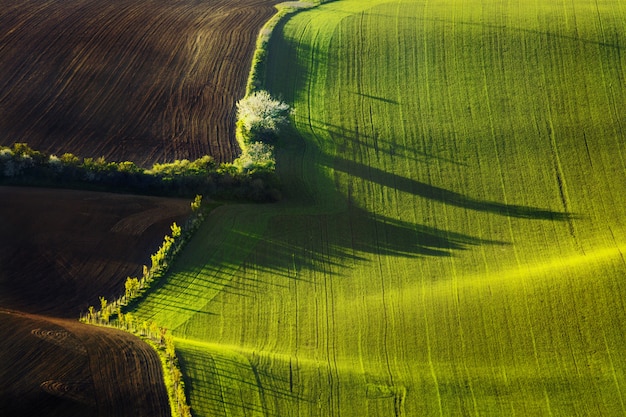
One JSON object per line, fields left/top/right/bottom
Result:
{"left": 0, "top": 186, "right": 191, "bottom": 417}
{"left": 0, "top": 186, "right": 191, "bottom": 317}
{"left": 0, "top": 0, "right": 279, "bottom": 165}
{"left": 0, "top": 310, "right": 170, "bottom": 417}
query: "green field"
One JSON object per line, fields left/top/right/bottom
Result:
{"left": 131, "top": 1, "right": 626, "bottom": 415}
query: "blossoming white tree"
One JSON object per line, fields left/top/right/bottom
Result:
{"left": 236, "top": 90, "right": 292, "bottom": 144}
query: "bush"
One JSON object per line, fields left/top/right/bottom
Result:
{"left": 234, "top": 141, "right": 275, "bottom": 172}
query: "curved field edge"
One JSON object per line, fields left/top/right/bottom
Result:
{"left": 245, "top": 1, "right": 319, "bottom": 96}
{"left": 132, "top": 1, "right": 626, "bottom": 416}
{"left": 0, "top": 186, "right": 191, "bottom": 318}
{"left": 0, "top": 310, "right": 170, "bottom": 417}
{"left": 0, "top": 0, "right": 281, "bottom": 165}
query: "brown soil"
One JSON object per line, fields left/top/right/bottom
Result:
{"left": 0, "top": 186, "right": 191, "bottom": 318}
{"left": 0, "top": 310, "right": 170, "bottom": 417}
{"left": 0, "top": 186, "right": 192, "bottom": 417}
{"left": 0, "top": 0, "right": 280, "bottom": 166}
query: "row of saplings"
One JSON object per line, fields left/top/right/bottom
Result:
{"left": 80, "top": 195, "right": 204, "bottom": 417}
{"left": 0, "top": 91, "right": 291, "bottom": 201}
{"left": 78, "top": 91, "right": 293, "bottom": 417}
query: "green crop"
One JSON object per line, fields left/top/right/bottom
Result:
{"left": 132, "top": 1, "right": 626, "bottom": 415}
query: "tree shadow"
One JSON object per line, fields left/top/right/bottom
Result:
{"left": 349, "top": 91, "right": 399, "bottom": 105}
{"left": 308, "top": 118, "right": 467, "bottom": 167}
{"left": 261, "top": 15, "right": 320, "bottom": 109}
{"left": 360, "top": 7, "right": 624, "bottom": 51}
{"left": 218, "top": 205, "right": 509, "bottom": 292}
{"left": 332, "top": 157, "right": 573, "bottom": 221}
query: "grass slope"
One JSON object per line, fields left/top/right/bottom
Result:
{"left": 131, "top": 1, "right": 626, "bottom": 415}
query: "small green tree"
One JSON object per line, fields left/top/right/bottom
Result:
{"left": 150, "top": 321, "right": 160, "bottom": 340}
{"left": 159, "top": 326, "right": 168, "bottom": 345}
{"left": 99, "top": 297, "right": 109, "bottom": 323}
{"left": 170, "top": 222, "right": 182, "bottom": 239}
{"left": 12, "top": 143, "right": 37, "bottom": 158}
{"left": 118, "top": 161, "right": 143, "bottom": 174}
{"left": 125, "top": 312, "right": 134, "bottom": 332}
{"left": 125, "top": 276, "right": 140, "bottom": 300}
{"left": 88, "top": 306, "right": 95, "bottom": 323}
{"left": 164, "top": 334, "right": 176, "bottom": 359}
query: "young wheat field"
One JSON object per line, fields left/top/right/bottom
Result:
{"left": 131, "top": 0, "right": 626, "bottom": 415}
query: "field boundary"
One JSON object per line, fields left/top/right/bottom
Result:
{"left": 245, "top": 1, "right": 319, "bottom": 96}
{"left": 0, "top": 143, "right": 280, "bottom": 202}
{"left": 77, "top": 198, "right": 212, "bottom": 417}
{"left": 80, "top": 319, "right": 191, "bottom": 417}
{"left": 73, "top": 5, "right": 320, "bottom": 414}
{"left": 236, "top": 1, "right": 322, "bottom": 153}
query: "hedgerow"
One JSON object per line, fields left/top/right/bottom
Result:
{"left": 245, "top": 1, "right": 320, "bottom": 95}
{"left": 0, "top": 142, "right": 280, "bottom": 202}
{"left": 80, "top": 195, "right": 207, "bottom": 417}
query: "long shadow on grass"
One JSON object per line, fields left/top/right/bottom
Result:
{"left": 142, "top": 202, "right": 503, "bottom": 306}
{"left": 216, "top": 205, "right": 508, "bottom": 289}
{"left": 309, "top": 118, "right": 466, "bottom": 167}
{"left": 363, "top": 11, "right": 624, "bottom": 52}
{"left": 332, "top": 157, "right": 572, "bottom": 221}
{"left": 420, "top": 16, "right": 625, "bottom": 52}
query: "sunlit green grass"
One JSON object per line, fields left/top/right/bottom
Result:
{"left": 132, "top": 1, "right": 626, "bottom": 415}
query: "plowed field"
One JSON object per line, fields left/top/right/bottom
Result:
{"left": 0, "top": 187, "right": 191, "bottom": 417}
{"left": 0, "top": 0, "right": 279, "bottom": 166}
{"left": 0, "top": 186, "right": 191, "bottom": 317}
{"left": 0, "top": 310, "right": 170, "bottom": 417}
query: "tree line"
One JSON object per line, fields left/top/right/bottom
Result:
{"left": 0, "top": 142, "right": 280, "bottom": 202}
{"left": 80, "top": 195, "right": 205, "bottom": 417}
{"left": 74, "top": 90, "right": 293, "bottom": 417}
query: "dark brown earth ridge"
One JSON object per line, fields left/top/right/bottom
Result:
{"left": 0, "top": 186, "right": 192, "bottom": 417}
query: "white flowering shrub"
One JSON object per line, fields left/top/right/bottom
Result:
{"left": 236, "top": 90, "right": 292, "bottom": 144}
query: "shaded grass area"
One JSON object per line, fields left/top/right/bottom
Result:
{"left": 131, "top": 0, "right": 626, "bottom": 415}
{"left": 331, "top": 157, "right": 572, "bottom": 220}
